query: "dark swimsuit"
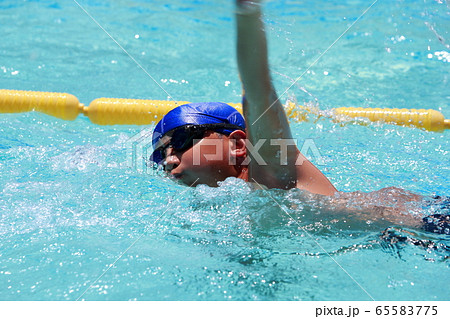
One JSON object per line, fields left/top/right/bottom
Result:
{"left": 421, "top": 196, "right": 450, "bottom": 235}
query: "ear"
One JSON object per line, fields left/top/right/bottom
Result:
{"left": 228, "top": 130, "right": 247, "bottom": 158}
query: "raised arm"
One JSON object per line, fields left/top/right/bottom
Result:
{"left": 236, "top": 0, "right": 296, "bottom": 189}
{"left": 236, "top": 0, "right": 336, "bottom": 195}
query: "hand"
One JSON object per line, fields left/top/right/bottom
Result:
{"left": 236, "top": 0, "right": 261, "bottom": 15}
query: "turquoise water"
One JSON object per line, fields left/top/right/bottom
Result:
{"left": 0, "top": 0, "right": 449, "bottom": 300}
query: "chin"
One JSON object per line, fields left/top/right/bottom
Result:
{"left": 177, "top": 176, "right": 200, "bottom": 187}
{"left": 187, "top": 178, "right": 220, "bottom": 188}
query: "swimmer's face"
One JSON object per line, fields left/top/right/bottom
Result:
{"left": 161, "top": 131, "right": 246, "bottom": 187}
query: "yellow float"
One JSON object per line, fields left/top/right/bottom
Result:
{"left": 0, "top": 89, "right": 448, "bottom": 132}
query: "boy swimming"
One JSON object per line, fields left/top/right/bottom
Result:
{"left": 151, "top": 0, "right": 336, "bottom": 196}
{"left": 149, "top": 0, "right": 449, "bottom": 235}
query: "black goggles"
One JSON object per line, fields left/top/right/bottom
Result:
{"left": 151, "top": 123, "right": 244, "bottom": 165}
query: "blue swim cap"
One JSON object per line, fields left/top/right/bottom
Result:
{"left": 150, "top": 102, "right": 246, "bottom": 163}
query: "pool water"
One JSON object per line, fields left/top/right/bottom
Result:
{"left": 0, "top": 0, "right": 449, "bottom": 301}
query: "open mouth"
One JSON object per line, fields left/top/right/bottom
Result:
{"left": 171, "top": 173, "right": 183, "bottom": 180}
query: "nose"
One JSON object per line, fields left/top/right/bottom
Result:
{"left": 163, "top": 147, "right": 181, "bottom": 172}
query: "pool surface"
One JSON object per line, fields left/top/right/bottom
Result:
{"left": 0, "top": 0, "right": 449, "bottom": 300}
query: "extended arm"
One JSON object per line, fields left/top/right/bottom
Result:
{"left": 236, "top": 0, "right": 296, "bottom": 189}
{"left": 236, "top": 0, "right": 336, "bottom": 195}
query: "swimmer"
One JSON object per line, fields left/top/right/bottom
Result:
{"left": 150, "top": 0, "right": 449, "bottom": 234}
{"left": 151, "top": 0, "right": 336, "bottom": 196}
